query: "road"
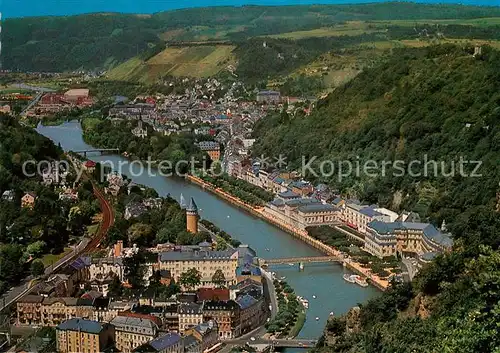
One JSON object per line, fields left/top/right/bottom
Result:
{"left": 0, "top": 181, "right": 114, "bottom": 312}
{"left": 20, "top": 91, "right": 43, "bottom": 116}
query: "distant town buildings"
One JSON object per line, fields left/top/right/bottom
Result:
{"left": 256, "top": 90, "right": 281, "bottom": 104}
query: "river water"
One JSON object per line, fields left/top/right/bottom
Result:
{"left": 36, "top": 121, "right": 378, "bottom": 340}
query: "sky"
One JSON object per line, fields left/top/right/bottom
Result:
{"left": 1, "top": 0, "right": 499, "bottom": 19}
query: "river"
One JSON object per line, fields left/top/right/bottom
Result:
{"left": 36, "top": 121, "right": 378, "bottom": 341}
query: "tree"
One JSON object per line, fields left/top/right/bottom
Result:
{"left": 26, "top": 240, "right": 47, "bottom": 258}
{"left": 179, "top": 268, "right": 201, "bottom": 291}
{"left": 108, "top": 275, "right": 123, "bottom": 298}
{"left": 123, "top": 251, "right": 147, "bottom": 289}
{"left": 212, "top": 269, "right": 226, "bottom": 288}
{"left": 127, "top": 222, "right": 154, "bottom": 246}
{"left": 30, "top": 260, "right": 45, "bottom": 277}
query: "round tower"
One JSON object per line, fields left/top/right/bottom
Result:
{"left": 186, "top": 197, "right": 199, "bottom": 234}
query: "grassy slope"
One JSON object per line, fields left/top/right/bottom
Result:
{"left": 107, "top": 45, "right": 236, "bottom": 82}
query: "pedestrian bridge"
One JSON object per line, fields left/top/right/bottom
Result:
{"left": 73, "top": 148, "right": 120, "bottom": 156}
{"left": 259, "top": 256, "right": 342, "bottom": 266}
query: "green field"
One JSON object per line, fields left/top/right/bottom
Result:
{"left": 267, "top": 17, "right": 500, "bottom": 41}
{"left": 267, "top": 21, "right": 382, "bottom": 39}
{"left": 41, "top": 248, "right": 72, "bottom": 267}
{"left": 107, "top": 45, "right": 236, "bottom": 82}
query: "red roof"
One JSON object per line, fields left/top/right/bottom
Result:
{"left": 197, "top": 288, "right": 230, "bottom": 301}
{"left": 40, "top": 93, "right": 67, "bottom": 105}
{"left": 84, "top": 160, "right": 96, "bottom": 167}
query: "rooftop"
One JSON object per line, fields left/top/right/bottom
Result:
{"left": 298, "top": 203, "right": 338, "bottom": 214}
{"left": 278, "top": 190, "right": 300, "bottom": 199}
{"left": 110, "top": 315, "right": 158, "bottom": 332}
{"left": 367, "top": 221, "right": 453, "bottom": 247}
{"left": 178, "top": 302, "right": 203, "bottom": 314}
{"left": 159, "top": 249, "right": 237, "bottom": 262}
{"left": 57, "top": 318, "right": 105, "bottom": 334}
{"left": 203, "top": 300, "right": 240, "bottom": 311}
{"left": 236, "top": 294, "right": 258, "bottom": 310}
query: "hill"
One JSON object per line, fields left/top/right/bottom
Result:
{"left": 252, "top": 44, "right": 499, "bottom": 227}
{"left": 251, "top": 44, "right": 500, "bottom": 352}
{"left": 4, "top": 3, "right": 500, "bottom": 72}
{"left": 107, "top": 44, "right": 236, "bottom": 82}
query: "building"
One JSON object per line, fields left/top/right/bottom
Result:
{"left": 16, "top": 295, "right": 97, "bottom": 327}
{"left": 89, "top": 257, "right": 124, "bottom": 282}
{"left": 40, "top": 297, "right": 94, "bottom": 326}
{"left": 290, "top": 181, "right": 314, "bottom": 197}
{"left": 125, "top": 202, "right": 148, "bottom": 220}
{"left": 133, "top": 333, "right": 183, "bottom": 353}
{"left": 202, "top": 300, "right": 240, "bottom": 340}
{"left": 1, "top": 190, "right": 15, "bottom": 202}
{"left": 186, "top": 198, "right": 199, "bottom": 234}
{"left": 265, "top": 197, "right": 340, "bottom": 230}
{"left": 178, "top": 302, "right": 204, "bottom": 333}
{"left": 256, "top": 90, "right": 281, "bottom": 104}
{"left": 183, "top": 334, "right": 201, "bottom": 353}
{"left": 111, "top": 315, "right": 159, "bottom": 353}
{"left": 64, "top": 89, "right": 92, "bottom": 105}
{"left": 0, "top": 104, "right": 11, "bottom": 114}
{"left": 21, "top": 192, "right": 37, "bottom": 209}
{"left": 56, "top": 318, "right": 114, "bottom": 353}
{"left": 343, "top": 202, "right": 395, "bottom": 234}
{"left": 185, "top": 321, "right": 219, "bottom": 352}
{"left": 365, "top": 221, "right": 454, "bottom": 260}
{"left": 197, "top": 141, "right": 221, "bottom": 161}
{"left": 197, "top": 288, "right": 230, "bottom": 302}
{"left": 132, "top": 120, "right": 148, "bottom": 138}
{"left": 236, "top": 294, "right": 265, "bottom": 334}
{"left": 158, "top": 250, "right": 238, "bottom": 289}
{"left": 17, "top": 295, "right": 44, "bottom": 326}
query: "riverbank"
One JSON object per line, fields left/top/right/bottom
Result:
{"left": 186, "top": 174, "right": 389, "bottom": 291}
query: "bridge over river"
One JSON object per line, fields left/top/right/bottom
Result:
{"left": 73, "top": 148, "right": 120, "bottom": 157}
{"left": 259, "top": 255, "right": 343, "bottom": 267}
{"left": 226, "top": 338, "right": 317, "bottom": 348}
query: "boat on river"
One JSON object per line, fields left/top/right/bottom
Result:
{"left": 343, "top": 274, "right": 357, "bottom": 283}
{"left": 343, "top": 274, "right": 368, "bottom": 287}
{"left": 355, "top": 276, "right": 369, "bottom": 287}
{"left": 297, "top": 296, "right": 309, "bottom": 309}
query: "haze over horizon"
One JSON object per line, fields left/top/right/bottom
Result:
{"left": 2, "top": 0, "right": 499, "bottom": 19}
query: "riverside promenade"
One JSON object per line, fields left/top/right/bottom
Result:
{"left": 186, "top": 175, "right": 389, "bottom": 291}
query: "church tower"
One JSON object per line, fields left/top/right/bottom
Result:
{"left": 186, "top": 197, "right": 199, "bottom": 234}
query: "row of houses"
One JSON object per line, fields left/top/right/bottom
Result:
{"left": 55, "top": 316, "right": 216, "bottom": 353}
{"left": 229, "top": 160, "right": 454, "bottom": 264}
{"left": 24, "top": 275, "right": 266, "bottom": 352}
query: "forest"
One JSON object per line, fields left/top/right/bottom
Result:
{"left": 4, "top": 3, "right": 500, "bottom": 72}
{"left": 0, "top": 114, "right": 100, "bottom": 293}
